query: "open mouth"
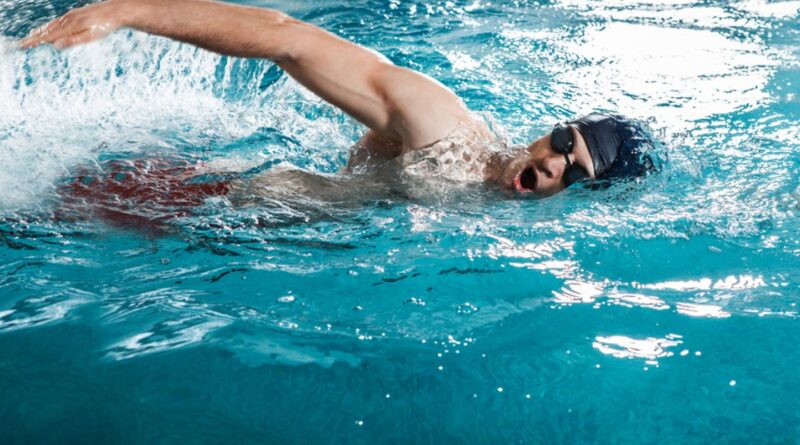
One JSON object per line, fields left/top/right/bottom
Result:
{"left": 514, "top": 166, "right": 537, "bottom": 193}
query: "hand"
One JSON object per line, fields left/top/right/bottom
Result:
{"left": 19, "top": 0, "right": 133, "bottom": 49}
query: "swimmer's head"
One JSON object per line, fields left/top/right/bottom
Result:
{"left": 496, "top": 113, "right": 660, "bottom": 196}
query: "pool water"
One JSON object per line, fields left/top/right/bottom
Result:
{"left": 1, "top": 0, "right": 799, "bottom": 443}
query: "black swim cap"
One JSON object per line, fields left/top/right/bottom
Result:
{"left": 569, "top": 113, "right": 658, "bottom": 180}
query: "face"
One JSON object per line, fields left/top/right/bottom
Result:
{"left": 497, "top": 125, "right": 596, "bottom": 197}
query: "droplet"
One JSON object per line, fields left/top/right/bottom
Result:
{"left": 456, "top": 302, "right": 479, "bottom": 316}
{"left": 729, "top": 380, "right": 736, "bottom": 386}
{"left": 405, "top": 297, "right": 426, "bottom": 306}
{"left": 497, "top": 387, "right": 503, "bottom": 393}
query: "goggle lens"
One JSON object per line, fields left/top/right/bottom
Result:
{"left": 551, "top": 123, "right": 589, "bottom": 187}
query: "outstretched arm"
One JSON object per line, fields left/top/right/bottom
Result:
{"left": 20, "top": 0, "right": 471, "bottom": 149}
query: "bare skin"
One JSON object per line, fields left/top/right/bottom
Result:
{"left": 20, "top": 0, "right": 596, "bottom": 197}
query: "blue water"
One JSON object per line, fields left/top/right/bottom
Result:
{"left": 1, "top": 0, "right": 799, "bottom": 443}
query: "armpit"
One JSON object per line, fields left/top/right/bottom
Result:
{"left": 346, "top": 130, "right": 403, "bottom": 172}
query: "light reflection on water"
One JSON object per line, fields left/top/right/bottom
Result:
{"left": 0, "top": 292, "right": 90, "bottom": 332}
{"left": 592, "top": 334, "right": 683, "bottom": 362}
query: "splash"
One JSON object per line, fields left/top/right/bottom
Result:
{"left": 0, "top": 31, "right": 358, "bottom": 210}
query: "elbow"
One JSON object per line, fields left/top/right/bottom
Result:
{"left": 263, "top": 11, "right": 301, "bottom": 62}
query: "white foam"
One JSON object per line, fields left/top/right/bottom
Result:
{"left": 0, "top": 31, "right": 357, "bottom": 211}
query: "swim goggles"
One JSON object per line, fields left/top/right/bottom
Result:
{"left": 551, "top": 122, "right": 590, "bottom": 186}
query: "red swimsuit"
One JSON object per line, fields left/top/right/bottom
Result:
{"left": 59, "top": 158, "right": 229, "bottom": 230}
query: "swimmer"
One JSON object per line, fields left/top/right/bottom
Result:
{"left": 20, "top": 0, "right": 658, "bottom": 199}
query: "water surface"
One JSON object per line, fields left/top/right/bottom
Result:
{"left": 1, "top": 0, "right": 799, "bottom": 443}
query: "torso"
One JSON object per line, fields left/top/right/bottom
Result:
{"left": 347, "top": 115, "right": 505, "bottom": 183}
{"left": 225, "top": 115, "right": 506, "bottom": 205}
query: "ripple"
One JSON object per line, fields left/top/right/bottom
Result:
{"left": 0, "top": 1, "right": 798, "bottom": 442}
{"left": 556, "top": 21, "right": 777, "bottom": 129}
{"left": 606, "top": 292, "right": 670, "bottom": 311}
{"left": 226, "top": 330, "right": 362, "bottom": 368}
{"left": 640, "top": 274, "right": 767, "bottom": 292}
{"left": 552, "top": 280, "right": 603, "bottom": 305}
{"left": 106, "top": 316, "right": 230, "bottom": 360}
{"left": 593, "top": 334, "right": 683, "bottom": 361}
{"left": 0, "top": 292, "right": 91, "bottom": 332}
{"left": 676, "top": 302, "right": 731, "bottom": 319}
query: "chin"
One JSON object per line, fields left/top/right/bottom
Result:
{"left": 499, "top": 156, "right": 529, "bottom": 192}
{"left": 497, "top": 166, "right": 518, "bottom": 192}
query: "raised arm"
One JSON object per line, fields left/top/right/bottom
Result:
{"left": 20, "top": 0, "right": 471, "bottom": 149}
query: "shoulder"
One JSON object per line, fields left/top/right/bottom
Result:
{"left": 397, "top": 114, "right": 504, "bottom": 183}
{"left": 372, "top": 65, "right": 477, "bottom": 149}
{"left": 404, "top": 112, "right": 495, "bottom": 152}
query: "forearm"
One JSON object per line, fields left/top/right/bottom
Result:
{"left": 123, "top": 0, "right": 397, "bottom": 133}
{"left": 124, "top": 0, "right": 294, "bottom": 60}
{"left": 22, "top": 0, "right": 468, "bottom": 146}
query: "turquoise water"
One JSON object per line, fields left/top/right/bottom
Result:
{"left": 1, "top": 0, "right": 799, "bottom": 443}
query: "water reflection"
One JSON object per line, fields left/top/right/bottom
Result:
{"left": 558, "top": 22, "right": 775, "bottom": 128}
{"left": 676, "top": 302, "right": 731, "bottom": 318}
{"left": 0, "top": 292, "right": 90, "bottom": 332}
{"left": 736, "top": 1, "right": 800, "bottom": 18}
{"left": 606, "top": 292, "right": 669, "bottom": 311}
{"left": 593, "top": 334, "right": 683, "bottom": 362}
{"left": 640, "top": 274, "right": 767, "bottom": 291}
{"left": 552, "top": 280, "right": 603, "bottom": 304}
{"left": 106, "top": 317, "right": 230, "bottom": 360}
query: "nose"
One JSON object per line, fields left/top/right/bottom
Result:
{"left": 536, "top": 154, "right": 566, "bottom": 185}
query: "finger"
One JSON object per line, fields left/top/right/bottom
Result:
{"left": 19, "top": 20, "right": 62, "bottom": 48}
{"left": 18, "top": 36, "right": 36, "bottom": 49}
{"left": 19, "top": 24, "right": 53, "bottom": 48}
{"left": 19, "top": 13, "right": 78, "bottom": 48}
{"left": 22, "top": 21, "right": 84, "bottom": 49}
{"left": 27, "top": 20, "right": 57, "bottom": 38}
{"left": 19, "top": 33, "right": 49, "bottom": 49}
{"left": 32, "top": 15, "right": 70, "bottom": 38}
{"left": 44, "top": 23, "right": 87, "bottom": 46}
{"left": 53, "top": 29, "right": 94, "bottom": 49}
{"left": 19, "top": 30, "right": 56, "bottom": 49}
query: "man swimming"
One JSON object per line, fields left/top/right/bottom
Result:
{"left": 20, "top": 0, "right": 657, "bottom": 200}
